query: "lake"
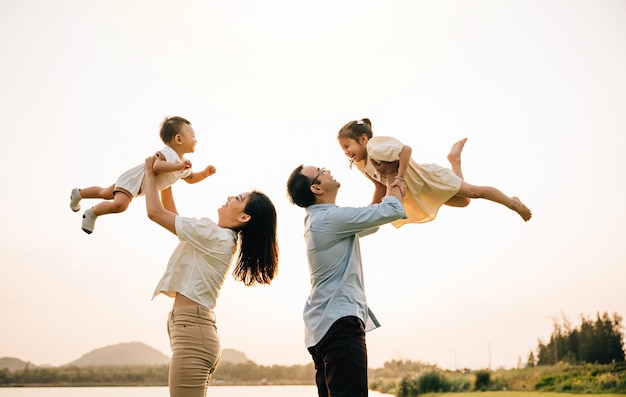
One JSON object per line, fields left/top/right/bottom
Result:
{"left": 0, "top": 386, "right": 390, "bottom": 396}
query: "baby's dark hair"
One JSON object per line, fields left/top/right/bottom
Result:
{"left": 160, "top": 116, "right": 191, "bottom": 144}
{"left": 337, "top": 118, "right": 373, "bottom": 141}
{"left": 286, "top": 165, "right": 316, "bottom": 208}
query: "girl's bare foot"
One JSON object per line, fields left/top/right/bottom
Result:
{"left": 447, "top": 138, "right": 467, "bottom": 164}
{"left": 448, "top": 138, "right": 468, "bottom": 179}
{"left": 512, "top": 197, "right": 532, "bottom": 221}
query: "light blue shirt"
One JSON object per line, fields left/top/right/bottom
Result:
{"left": 302, "top": 195, "right": 406, "bottom": 348}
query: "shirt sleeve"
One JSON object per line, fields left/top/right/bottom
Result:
{"left": 175, "top": 216, "right": 222, "bottom": 254}
{"left": 324, "top": 195, "right": 406, "bottom": 237}
{"left": 181, "top": 168, "right": 193, "bottom": 178}
{"left": 367, "top": 136, "right": 405, "bottom": 162}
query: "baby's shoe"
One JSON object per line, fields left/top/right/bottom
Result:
{"left": 82, "top": 208, "right": 97, "bottom": 234}
{"left": 69, "top": 188, "right": 82, "bottom": 212}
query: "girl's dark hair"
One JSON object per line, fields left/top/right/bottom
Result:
{"left": 160, "top": 116, "right": 191, "bottom": 144}
{"left": 286, "top": 165, "right": 316, "bottom": 208}
{"left": 337, "top": 118, "right": 373, "bottom": 141}
{"left": 232, "top": 190, "right": 279, "bottom": 286}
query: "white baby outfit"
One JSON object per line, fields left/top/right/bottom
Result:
{"left": 114, "top": 146, "right": 192, "bottom": 198}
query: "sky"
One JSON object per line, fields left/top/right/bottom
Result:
{"left": 1, "top": 0, "right": 625, "bottom": 371}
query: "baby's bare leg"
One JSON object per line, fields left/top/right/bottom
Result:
{"left": 447, "top": 138, "right": 467, "bottom": 180}
{"left": 457, "top": 181, "right": 532, "bottom": 221}
{"left": 79, "top": 184, "right": 116, "bottom": 200}
{"left": 92, "top": 191, "right": 132, "bottom": 216}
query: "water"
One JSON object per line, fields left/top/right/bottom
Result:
{"left": 0, "top": 386, "right": 389, "bottom": 396}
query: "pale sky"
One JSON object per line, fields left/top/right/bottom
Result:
{"left": 1, "top": 0, "right": 625, "bottom": 371}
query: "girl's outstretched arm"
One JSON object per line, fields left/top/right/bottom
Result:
{"left": 397, "top": 144, "right": 412, "bottom": 180}
{"left": 390, "top": 144, "right": 412, "bottom": 196}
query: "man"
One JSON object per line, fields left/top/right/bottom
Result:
{"left": 286, "top": 164, "right": 406, "bottom": 397}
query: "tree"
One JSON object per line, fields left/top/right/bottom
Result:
{"left": 526, "top": 350, "right": 536, "bottom": 367}
{"left": 536, "top": 311, "right": 625, "bottom": 365}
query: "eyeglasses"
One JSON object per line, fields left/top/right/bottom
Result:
{"left": 310, "top": 167, "right": 329, "bottom": 186}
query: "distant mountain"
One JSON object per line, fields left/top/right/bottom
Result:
{"left": 0, "top": 357, "right": 36, "bottom": 372}
{"left": 220, "top": 348, "right": 252, "bottom": 364}
{"left": 1, "top": 343, "right": 252, "bottom": 370}
{"left": 67, "top": 341, "right": 170, "bottom": 367}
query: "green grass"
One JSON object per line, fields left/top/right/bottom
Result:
{"left": 422, "top": 393, "right": 626, "bottom": 397}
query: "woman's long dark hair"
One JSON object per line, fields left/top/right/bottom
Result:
{"left": 232, "top": 190, "right": 279, "bottom": 286}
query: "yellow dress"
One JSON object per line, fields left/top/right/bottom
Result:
{"left": 356, "top": 136, "right": 462, "bottom": 228}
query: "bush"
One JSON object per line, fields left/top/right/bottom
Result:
{"left": 397, "top": 375, "right": 420, "bottom": 397}
{"left": 395, "top": 370, "right": 452, "bottom": 396}
{"left": 418, "top": 370, "right": 450, "bottom": 393}
{"left": 473, "top": 369, "right": 491, "bottom": 391}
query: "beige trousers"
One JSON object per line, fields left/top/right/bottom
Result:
{"left": 167, "top": 305, "right": 220, "bottom": 397}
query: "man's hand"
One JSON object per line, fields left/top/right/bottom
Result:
{"left": 390, "top": 178, "right": 406, "bottom": 197}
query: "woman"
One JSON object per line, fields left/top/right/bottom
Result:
{"left": 143, "top": 156, "right": 279, "bottom": 397}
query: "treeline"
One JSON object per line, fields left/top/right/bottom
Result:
{"left": 0, "top": 365, "right": 169, "bottom": 387}
{"left": 0, "top": 361, "right": 315, "bottom": 387}
{"left": 213, "top": 361, "right": 315, "bottom": 384}
{"left": 3, "top": 360, "right": 626, "bottom": 394}
{"left": 528, "top": 311, "right": 624, "bottom": 366}
{"left": 368, "top": 361, "right": 626, "bottom": 396}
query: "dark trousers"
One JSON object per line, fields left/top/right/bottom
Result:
{"left": 307, "top": 316, "right": 368, "bottom": 397}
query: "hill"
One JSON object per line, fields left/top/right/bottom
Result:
{"left": 0, "top": 357, "right": 36, "bottom": 372}
{"left": 68, "top": 341, "right": 169, "bottom": 367}
{"left": 220, "top": 348, "right": 251, "bottom": 364}
{"left": 1, "top": 343, "right": 251, "bottom": 370}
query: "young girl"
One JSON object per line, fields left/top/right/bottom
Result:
{"left": 337, "top": 118, "right": 532, "bottom": 227}
{"left": 70, "top": 116, "right": 216, "bottom": 234}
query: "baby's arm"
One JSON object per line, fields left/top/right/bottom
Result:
{"left": 153, "top": 151, "right": 190, "bottom": 174}
{"left": 183, "top": 164, "right": 217, "bottom": 184}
